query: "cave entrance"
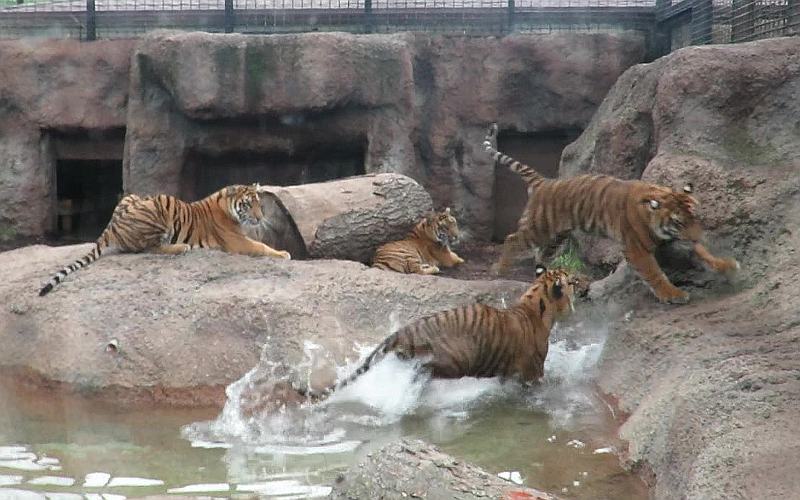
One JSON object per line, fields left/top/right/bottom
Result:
{"left": 492, "top": 129, "right": 582, "bottom": 242}
{"left": 52, "top": 130, "right": 125, "bottom": 242}
{"left": 181, "top": 142, "right": 367, "bottom": 201}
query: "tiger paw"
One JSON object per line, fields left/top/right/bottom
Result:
{"left": 420, "top": 264, "right": 440, "bottom": 275}
{"left": 657, "top": 288, "right": 690, "bottom": 305}
{"left": 277, "top": 251, "right": 291, "bottom": 260}
{"left": 720, "top": 258, "right": 740, "bottom": 276}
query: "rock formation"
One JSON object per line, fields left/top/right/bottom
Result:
{"left": 559, "top": 37, "right": 800, "bottom": 499}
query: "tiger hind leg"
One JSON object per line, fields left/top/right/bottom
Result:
{"left": 152, "top": 243, "right": 191, "bottom": 255}
{"left": 407, "top": 258, "right": 440, "bottom": 275}
{"left": 492, "top": 229, "right": 540, "bottom": 275}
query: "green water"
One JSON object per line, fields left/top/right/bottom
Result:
{"left": 0, "top": 368, "right": 647, "bottom": 499}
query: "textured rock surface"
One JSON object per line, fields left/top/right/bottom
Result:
{"left": 0, "top": 244, "right": 526, "bottom": 406}
{"left": 557, "top": 38, "right": 800, "bottom": 499}
{"left": 0, "top": 39, "right": 134, "bottom": 237}
{"left": 331, "top": 439, "right": 559, "bottom": 500}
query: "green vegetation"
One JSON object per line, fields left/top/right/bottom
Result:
{"left": 549, "top": 238, "right": 586, "bottom": 274}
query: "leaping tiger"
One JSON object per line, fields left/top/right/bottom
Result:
{"left": 38, "top": 183, "right": 290, "bottom": 296}
{"left": 484, "top": 123, "right": 738, "bottom": 304}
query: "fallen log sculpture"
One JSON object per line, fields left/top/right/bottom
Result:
{"left": 251, "top": 173, "right": 433, "bottom": 263}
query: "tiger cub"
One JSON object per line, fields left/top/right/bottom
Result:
{"left": 371, "top": 208, "right": 464, "bottom": 275}
{"left": 484, "top": 123, "right": 738, "bottom": 304}
{"left": 305, "top": 266, "right": 575, "bottom": 400}
{"left": 39, "top": 183, "right": 290, "bottom": 296}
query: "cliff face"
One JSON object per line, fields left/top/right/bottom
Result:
{"left": 558, "top": 37, "right": 800, "bottom": 499}
{"left": 0, "top": 31, "right": 646, "bottom": 240}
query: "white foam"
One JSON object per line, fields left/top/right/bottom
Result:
{"left": 82, "top": 472, "right": 111, "bottom": 488}
{"left": 0, "top": 460, "right": 49, "bottom": 472}
{"left": 189, "top": 440, "right": 232, "bottom": 449}
{"left": 0, "top": 489, "right": 46, "bottom": 499}
{"left": 593, "top": 446, "right": 615, "bottom": 454}
{"left": 103, "top": 495, "right": 127, "bottom": 500}
{"left": 27, "top": 476, "right": 75, "bottom": 487}
{"left": 253, "top": 440, "right": 361, "bottom": 455}
{"left": 236, "top": 480, "right": 332, "bottom": 497}
{"left": 107, "top": 477, "right": 164, "bottom": 487}
{"left": 35, "top": 458, "right": 59, "bottom": 467}
{"left": 0, "top": 448, "right": 35, "bottom": 462}
{"left": 43, "top": 493, "right": 83, "bottom": 500}
{"left": 0, "top": 476, "right": 22, "bottom": 486}
{"left": 167, "top": 483, "right": 230, "bottom": 493}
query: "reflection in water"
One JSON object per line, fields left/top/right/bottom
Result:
{"left": 0, "top": 309, "right": 647, "bottom": 499}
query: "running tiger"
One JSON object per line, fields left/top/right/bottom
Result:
{"left": 484, "top": 123, "right": 738, "bottom": 304}
{"left": 371, "top": 208, "right": 464, "bottom": 274}
{"left": 306, "top": 266, "right": 576, "bottom": 400}
{"left": 38, "top": 183, "right": 290, "bottom": 296}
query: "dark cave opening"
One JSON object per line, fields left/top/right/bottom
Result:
{"left": 492, "top": 129, "right": 582, "bottom": 242}
{"left": 181, "top": 142, "right": 367, "bottom": 201}
{"left": 55, "top": 159, "right": 123, "bottom": 242}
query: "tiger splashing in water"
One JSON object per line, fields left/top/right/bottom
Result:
{"left": 484, "top": 123, "right": 738, "bottom": 304}
{"left": 371, "top": 208, "right": 465, "bottom": 275}
{"left": 304, "top": 266, "right": 576, "bottom": 400}
{"left": 38, "top": 183, "right": 290, "bottom": 296}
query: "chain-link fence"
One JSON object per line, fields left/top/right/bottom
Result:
{"left": 0, "top": 0, "right": 657, "bottom": 39}
{"left": 656, "top": 0, "right": 799, "bottom": 51}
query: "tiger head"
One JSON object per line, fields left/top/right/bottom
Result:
{"left": 228, "top": 183, "right": 269, "bottom": 226}
{"left": 642, "top": 183, "right": 703, "bottom": 242}
{"left": 519, "top": 265, "right": 576, "bottom": 319}
{"left": 421, "top": 207, "right": 460, "bottom": 247}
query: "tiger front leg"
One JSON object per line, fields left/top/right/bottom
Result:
{"left": 408, "top": 259, "right": 440, "bottom": 275}
{"left": 226, "top": 236, "right": 291, "bottom": 259}
{"left": 625, "top": 247, "right": 690, "bottom": 304}
{"left": 693, "top": 242, "right": 739, "bottom": 277}
{"left": 438, "top": 248, "right": 465, "bottom": 268}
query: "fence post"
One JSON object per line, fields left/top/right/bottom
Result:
{"left": 731, "top": 0, "right": 754, "bottom": 42}
{"left": 364, "top": 0, "right": 373, "bottom": 33}
{"left": 690, "top": 0, "right": 713, "bottom": 44}
{"left": 788, "top": 0, "right": 799, "bottom": 36}
{"left": 86, "top": 0, "right": 96, "bottom": 41}
{"left": 507, "top": 0, "right": 515, "bottom": 33}
{"left": 224, "top": 0, "right": 234, "bottom": 33}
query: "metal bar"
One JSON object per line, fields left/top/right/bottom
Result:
{"left": 224, "top": 0, "right": 233, "bottom": 32}
{"left": 86, "top": 0, "right": 96, "bottom": 41}
{"left": 690, "top": 0, "right": 712, "bottom": 44}
{"left": 507, "top": 0, "right": 515, "bottom": 33}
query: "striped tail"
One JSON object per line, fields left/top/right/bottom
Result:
{"left": 483, "top": 123, "right": 546, "bottom": 187}
{"left": 39, "top": 241, "right": 105, "bottom": 296}
{"left": 303, "top": 333, "right": 397, "bottom": 401}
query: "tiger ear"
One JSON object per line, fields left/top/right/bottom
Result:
{"left": 535, "top": 265, "right": 546, "bottom": 277}
{"left": 683, "top": 183, "right": 693, "bottom": 194}
{"left": 648, "top": 199, "right": 661, "bottom": 210}
{"left": 444, "top": 207, "right": 451, "bottom": 215}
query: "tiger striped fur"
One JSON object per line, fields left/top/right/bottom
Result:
{"left": 371, "top": 208, "right": 464, "bottom": 274}
{"left": 484, "top": 123, "right": 739, "bottom": 304}
{"left": 38, "top": 183, "right": 290, "bottom": 296}
{"left": 307, "top": 266, "right": 575, "bottom": 400}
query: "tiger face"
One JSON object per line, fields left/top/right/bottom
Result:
{"left": 519, "top": 265, "right": 576, "bottom": 318}
{"left": 425, "top": 207, "right": 460, "bottom": 247}
{"left": 230, "top": 184, "right": 265, "bottom": 226}
{"left": 643, "top": 183, "right": 703, "bottom": 243}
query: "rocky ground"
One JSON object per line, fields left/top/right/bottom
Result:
{"left": 0, "top": 243, "right": 528, "bottom": 407}
{"left": 558, "top": 37, "right": 800, "bottom": 499}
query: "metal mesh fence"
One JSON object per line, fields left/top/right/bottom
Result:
{"left": 1, "top": 0, "right": 658, "bottom": 39}
{"left": 657, "top": 0, "right": 798, "bottom": 49}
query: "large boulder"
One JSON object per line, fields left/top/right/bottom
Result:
{"left": 557, "top": 38, "right": 800, "bottom": 499}
{"left": 331, "top": 439, "right": 559, "bottom": 500}
{"left": 0, "top": 244, "right": 527, "bottom": 407}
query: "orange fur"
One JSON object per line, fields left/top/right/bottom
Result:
{"left": 307, "top": 266, "right": 576, "bottom": 400}
{"left": 372, "top": 208, "right": 464, "bottom": 274}
{"left": 484, "top": 123, "right": 738, "bottom": 304}
{"left": 39, "top": 184, "right": 289, "bottom": 296}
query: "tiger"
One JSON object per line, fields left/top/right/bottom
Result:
{"left": 371, "top": 208, "right": 464, "bottom": 275}
{"left": 304, "top": 265, "right": 576, "bottom": 400}
{"left": 38, "top": 183, "right": 290, "bottom": 296}
{"left": 483, "top": 123, "right": 739, "bottom": 304}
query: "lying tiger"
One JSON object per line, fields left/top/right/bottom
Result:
{"left": 39, "top": 183, "right": 290, "bottom": 296}
{"left": 305, "top": 266, "right": 576, "bottom": 400}
{"left": 484, "top": 123, "right": 738, "bottom": 304}
{"left": 371, "top": 208, "right": 465, "bottom": 275}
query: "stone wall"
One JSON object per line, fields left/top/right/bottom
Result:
{"left": 0, "top": 31, "right": 647, "bottom": 240}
